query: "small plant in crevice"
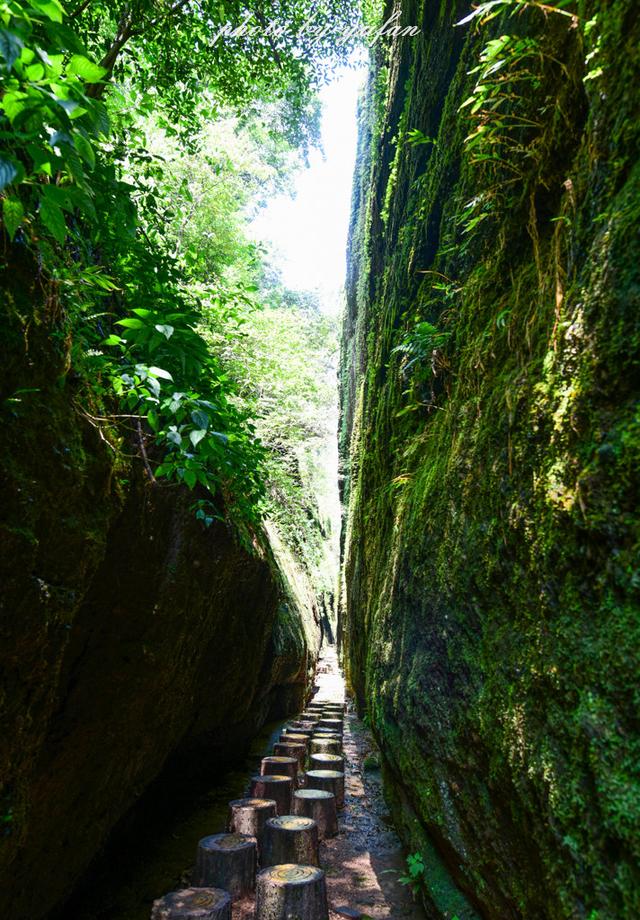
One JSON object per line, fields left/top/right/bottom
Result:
{"left": 406, "top": 128, "right": 437, "bottom": 149}
{"left": 398, "top": 851, "right": 427, "bottom": 897}
{"left": 456, "top": 0, "right": 581, "bottom": 239}
{"left": 392, "top": 320, "right": 452, "bottom": 416}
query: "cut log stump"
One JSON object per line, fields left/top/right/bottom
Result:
{"left": 274, "top": 742, "right": 306, "bottom": 771}
{"left": 304, "top": 770, "right": 345, "bottom": 807}
{"left": 282, "top": 728, "right": 312, "bottom": 740}
{"left": 193, "top": 834, "right": 255, "bottom": 900}
{"left": 261, "top": 756, "right": 298, "bottom": 783}
{"left": 151, "top": 887, "right": 231, "bottom": 920}
{"left": 255, "top": 865, "right": 328, "bottom": 920}
{"left": 289, "top": 720, "right": 315, "bottom": 731}
{"left": 250, "top": 775, "right": 293, "bottom": 816}
{"left": 261, "top": 815, "right": 319, "bottom": 867}
{"left": 310, "top": 738, "right": 341, "bottom": 756}
{"left": 310, "top": 752, "right": 344, "bottom": 772}
{"left": 318, "top": 719, "right": 343, "bottom": 734}
{"left": 293, "top": 789, "right": 338, "bottom": 839}
{"left": 227, "top": 798, "right": 277, "bottom": 848}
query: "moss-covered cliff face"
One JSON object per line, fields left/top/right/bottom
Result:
{"left": 0, "top": 260, "right": 320, "bottom": 920}
{"left": 340, "top": 2, "right": 640, "bottom": 918}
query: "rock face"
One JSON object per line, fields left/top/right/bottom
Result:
{"left": 0, "top": 261, "right": 321, "bottom": 919}
{"left": 340, "top": 2, "right": 640, "bottom": 919}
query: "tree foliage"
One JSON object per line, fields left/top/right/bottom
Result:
{"left": 0, "top": 0, "right": 355, "bottom": 532}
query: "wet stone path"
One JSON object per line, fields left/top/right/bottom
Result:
{"left": 156, "top": 647, "right": 424, "bottom": 920}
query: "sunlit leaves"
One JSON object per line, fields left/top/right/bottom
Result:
{"left": 2, "top": 196, "right": 23, "bottom": 238}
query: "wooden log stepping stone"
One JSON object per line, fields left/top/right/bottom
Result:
{"left": 227, "top": 798, "right": 276, "bottom": 851}
{"left": 289, "top": 720, "right": 315, "bottom": 731}
{"left": 261, "top": 756, "right": 298, "bottom": 783}
{"left": 151, "top": 887, "right": 231, "bottom": 919}
{"left": 193, "top": 834, "right": 255, "bottom": 900}
{"left": 312, "top": 734, "right": 341, "bottom": 748}
{"left": 261, "top": 815, "right": 319, "bottom": 867}
{"left": 318, "top": 718, "right": 343, "bottom": 734}
{"left": 280, "top": 733, "right": 310, "bottom": 750}
{"left": 250, "top": 774, "right": 293, "bottom": 816}
{"left": 310, "top": 737, "right": 341, "bottom": 756}
{"left": 274, "top": 741, "right": 306, "bottom": 770}
{"left": 255, "top": 864, "right": 328, "bottom": 920}
{"left": 310, "top": 752, "right": 344, "bottom": 772}
{"left": 293, "top": 789, "right": 338, "bottom": 839}
{"left": 305, "top": 769, "right": 345, "bottom": 807}
{"left": 282, "top": 728, "right": 312, "bottom": 740}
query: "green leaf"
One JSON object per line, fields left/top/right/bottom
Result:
{"left": 2, "top": 197, "right": 24, "bottom": 240}
{"left": 0, "top": 29, "right": 24, "bottom": 69}
{"left": 74, "top": 132, "right": 95, "bottom": 169}
{"left": 191, "top": 409, "right": 209, "bottom": 429}
{"left": 184, "top": 470, "right": 197, "bottom": 489}
{"left": 25, "top": 62, "right": 45, "bottom": 81}
{"left": 30, "top": 0, "right": 65, "bottom": 23}
{"left": 67, "top": 54, "right": 107, "bottom": 82}
{"left": 0, "top": 157, "right": 18, "bottom": 192}
{"left": 41, "top": 184, "right": 74, "bottom": 212}
{"left": 149, "top": 366, "right": 173, "bottom": 380}
{"left": 155, "top": 323, "right": 174, "bottom": 338}
{"left": 116, "top": 317, "right": 145, "bottom": 329}
{"left": 39, "top": 197, "right": 66, "bottom": 243}
{"left": 190, "top": 429, "right": 207, "bottom": 447}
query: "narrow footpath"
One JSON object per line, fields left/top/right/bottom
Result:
{"left": 316, "top": 649, "right": 425, "bottom": 920}
{"left": 153, "top": 647, "right": 424, "bottom": 920}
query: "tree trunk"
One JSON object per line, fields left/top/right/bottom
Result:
{"left": 312, "top": 731, "right": 341, "bottom": 743}
{"left": 274, "top": 741, "right": 307, "bottom": 770}
{"left": 250, "top": 774, "right": 293, "bottom": 816}
{"left": 310, "top": 738, "right": 341, "bottom": 756}
{"left": 293, "top": 789, "right": 338, "bottom": 839}
{"left": 310, "top": 753, "right": 344, "bottom": 772}
{"left": 227, "top": 798, "right": 277, "bottom": 859}
{"left": 282, "top": 728, "right": 313, "bottom": 740}
{"left": 193, "top": 834, "right": 256, "bottom": 900}
{"left": 261, "top": 756, "right": 299, "bottom": 783}
{"left": 151, "top": 887, "right": 231, "bottom": 919}
{"left": 304, "top": 770, "right": 345, "bottom": 807}
{"left": 256, "top": 865, "right": 328, "bottom": 920}
{"left": 261, "top": 816, "right": 319, "bottom": 868}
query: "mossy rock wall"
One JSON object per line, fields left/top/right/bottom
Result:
{"left": 340, "top": 2, "right": 640, "bottom": 918}
{"left": 0, "top": 258, "right": 321, "bottom": 919}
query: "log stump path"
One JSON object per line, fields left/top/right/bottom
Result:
{"left": 154, "top": 647, "right": 424, "bottom": 920}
